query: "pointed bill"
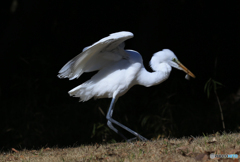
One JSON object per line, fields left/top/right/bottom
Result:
{"left": 176, "top": 60, "right": 195, "bottom": 78}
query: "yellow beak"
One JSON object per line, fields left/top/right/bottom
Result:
{"left": 176, "top": 60, "right": 195, "bottom": 78}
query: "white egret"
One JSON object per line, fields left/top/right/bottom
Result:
{"left": 58, "top": 31, "right": 195, "bottom": 141}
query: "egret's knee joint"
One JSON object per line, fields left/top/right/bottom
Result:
{"left": 107, "top": 120, "right": 112, "bottom": 127}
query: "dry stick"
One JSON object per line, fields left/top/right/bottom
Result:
{"left": 214, "top": 90, "right": 225, "bottom": 132}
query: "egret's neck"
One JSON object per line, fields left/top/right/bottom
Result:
{"left": 137, "top": 63, "right": 172, "bottom": 87}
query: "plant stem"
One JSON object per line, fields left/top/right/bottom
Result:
{"left": 214, "top": 90, "right": 225, "bottom": 132}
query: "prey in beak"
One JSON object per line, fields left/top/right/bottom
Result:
{"left": 172, "top": 58, "right": 196, "bottom": 79}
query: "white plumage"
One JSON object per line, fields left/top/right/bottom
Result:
{"left": 58, "top": 31, "right": 195, "bottom": 141}
{"left": 58, "top": 32, "right": 132, "bottom": 80}
{"left": 68, "top": 51, "right": 141, "bottom": 101}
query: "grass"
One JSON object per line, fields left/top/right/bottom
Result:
{"left": 1, "top": 133, "right": 240, "bottom": 162}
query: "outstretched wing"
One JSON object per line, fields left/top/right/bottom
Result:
{"left": 58, "top": 31, "right": 134, "bottom": 80}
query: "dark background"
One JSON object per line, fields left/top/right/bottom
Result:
{"left": 1, "top": 0, "right": 240, "bottom": 150}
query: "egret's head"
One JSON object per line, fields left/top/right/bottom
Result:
{"left": 150, "top": 49, "right": 195, "bottom": 78}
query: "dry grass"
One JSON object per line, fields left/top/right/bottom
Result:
{"left": 1, "top": 133, "right": 240, "bottom": 162}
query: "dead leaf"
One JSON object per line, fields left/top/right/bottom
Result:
{"left": 176, "top": 146, "right": 189, "bottom": 155}
{"left": 204, "top": 150, "right": 214, "bottom": 155}
{"left": 176, "top": 146, "right": 188, "bottom": 152}
{"left": 20, "top": 155, "right": 25, "bottom": 159}
{"left": 188, "top": 137, "right": 194, "bottom": 144}
{"left": 207, "top": 137, "right": 217, "bottom": 144}
{"left": 197, "top": 146, "right": 204, "bottom": 153}
{"left": 29, "top": 155, "right": 39, "bottom": 158}
{"left": 96, "top": 157, "right": 104, "bottom": 161}
{"left": 6, "top": 155, "right": 15, "bottom": 161}
{"left": 105, "top": 147, "right": 110, "bottom": 150}
{"left": 169, "top": 142, "right": 176, "bottom": 145}
{"left": 44, "top": 147, "right": 51, "bottom": 151}
{"left": 135, "top": 142, "right": 140, "bottom": 147}
{"left": 186, "top": 151, "right": 193, "bottom": 156}
{"left": 227, "top": 149, "right": 240, "bottom": 154}
{"left": 30, "top": 150, "right": 38, "bottom": 155}
{"left": 95, "top": 143, "right": 100, "bottom": 150}
{"left": 230, "top": 145, "right": 236, "bottom": 149}
{"left": 195, "top": 153, "right": 208, "bottom": 161}
{"left": 215, "top": 149, "right": 224, "bottom": 154}
{"left": 11, "top": 148, "right": 19, "bottom": 153}
{"left": 121, "top": 152, "right": 127, "bottom": 157}
{"left": 62, "top": 152, "right": 67, "bottom": 155}
{"left": 162, "top": 144, "right": 167, "bottom": 148}
{"left": 221, "top": 159, "right": 236, "bottom": 162}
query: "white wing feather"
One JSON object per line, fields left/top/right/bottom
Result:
{"left": 58, "top": 31, "right": 134, "bottom": 80}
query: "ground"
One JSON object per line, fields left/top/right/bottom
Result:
{"left": 1, "top": 133, "right": 240, "bottom": 162}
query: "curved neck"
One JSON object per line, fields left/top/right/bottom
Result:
{"left": 136, "top": 63, "right": 172, "bottom": 87}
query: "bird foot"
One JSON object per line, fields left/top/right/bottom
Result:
{"left": 137, "top": 135, "right": 149, "bottom": 142}
{"left": 127, "top": 137, "right": 138, "bottom": 142}
{"left": 126, "top": 135, "right": 149, "bottom": 142}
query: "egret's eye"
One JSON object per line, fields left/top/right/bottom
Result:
{"left": 172, "top": 58, "right": 177, "bottom": 62}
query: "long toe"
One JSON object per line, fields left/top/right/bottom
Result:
{"left": 138, "top": 135, "right": 149, "bottom": 142}
{"left": 127, "top": 137, "right": 138, "bottom": 142}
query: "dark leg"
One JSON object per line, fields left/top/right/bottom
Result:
{"left": 106, "top": 98, "right": 148, "bottom": 142}
{"left": 106, "top": 98, "right": 128, "bottom": 141}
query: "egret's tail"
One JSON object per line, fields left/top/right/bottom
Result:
{"left": 68, "top": 83, "right": 94, "bottom": 102}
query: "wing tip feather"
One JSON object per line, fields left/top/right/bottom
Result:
{"left": 109, "top": 31, "right": 134, "bottom": 38}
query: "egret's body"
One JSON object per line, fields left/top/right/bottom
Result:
{"left": 68, "top": 50, "right": 142, "bottom": 101}
{"left": 58, "top": 31, "right": 195, "bottom": 141}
